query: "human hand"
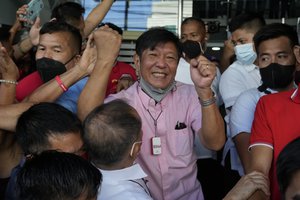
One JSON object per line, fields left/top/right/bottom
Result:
{"left": 0, "top": 42, "right": 19, "bottom": 80}
{"left": 223, "top": 171, "right": 270, "bottom": 200}
{"left": 16, "top": 4, "right": 29, "bottom": 26}
{"left": 76, "top": 35, "right": 97, "bottom": 76}
{"left": 190, "top": 55, "right": 216, "bottom": 91}
{"left": 29, "top": 17, "right": 41, "bottom": 46}
{"left": 116, "top": 76, "right": 134, "bottom": 92}
{"left": 92, "top": 25, "right": 122, "bottom": 65}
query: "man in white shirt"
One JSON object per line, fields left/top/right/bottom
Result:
{"left": 219, "top": 13, "right": 266, "bottom": 177}
{"left": 83, "top": 100, "right": 152, "bottom": 200}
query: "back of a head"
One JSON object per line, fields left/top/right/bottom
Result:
{"left": 277, "top": 137, "right": 300, "bottom": 197}
{"left": 84, "top": 100, "right": 141, "bottom": 167}
{"left": 16, "top": 102, "right": 83, "bottom": 155}
{"left": 51, "top": 2, "right": 85, "bottom": 27}
{"left": 135, "top": 27, "right": 182, "bottom": 59}
{"left": 17, "top": 150, "right": 102, "bottom": 200}
{"left": 229, "top": 12, "right": 266, "bottom": 34}
{"left": 253, "top": 23, "right": 299, "bottom": 54}
{"left": 40, "top": 21, "right": 82, "bottom": 54}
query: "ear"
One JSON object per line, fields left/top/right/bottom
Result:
{"left": 133, "top": 53, "right": 141, "bottom": 77}
{"left": 294, "top": 45, "right": 300, "bottom": 64}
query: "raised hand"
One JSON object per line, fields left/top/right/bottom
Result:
{"left": 0, "top": 42, "right": 19, "bottom": 81}
{"left": 29, "top": 17, "right": 41, "bottom": 46}
{"left": 76, "top": 35, "right": 97, "bottom": 76}
{"left": 92, "top": 25, "right": 122, "bottom": 65}
{"left": 190, "top": 55, "right": 216, "bottom": 90}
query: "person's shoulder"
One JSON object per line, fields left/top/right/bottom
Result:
{"left": 260, "top": 88, "right": 294, "bottom": 102}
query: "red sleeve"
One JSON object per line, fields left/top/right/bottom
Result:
{"left": 16, "top": 71, "right": 43, "bottom": 102}
{"left": 249, "top": 96, "right": 274, "bottom": 149}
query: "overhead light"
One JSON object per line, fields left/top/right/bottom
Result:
{"left": 212, "top": 47, "right": 221, "bottom": 51}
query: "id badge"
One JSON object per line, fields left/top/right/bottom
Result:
{"left": 151, "top": 137, "right": 161, "bottom": 155}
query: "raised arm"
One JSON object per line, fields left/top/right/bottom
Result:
{"left": 23, "top": 36, "right": 97, "bottom": 103}
{"left": 83, "top": 0, "right": 114, "bottom": 38}
{"left": 0, "top": 43, "right": 19, "bottom": 104}
{"left": 190, "top": 55, "right": 225, "bottom": 150}
{"left": 77, "top": 26, "right": 122, "bottom": 121}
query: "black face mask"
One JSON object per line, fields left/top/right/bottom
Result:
{"left": 181, "top": 40, "right": 204, "bottom": 60}
{"left": 36, "top": 57, "right": 68, "bottom": 83}
{"left": 294, "top": 70, "right": 300, "bottom": 85}
{"left": 259, "top": 63, "right": 295, "bottom": 89}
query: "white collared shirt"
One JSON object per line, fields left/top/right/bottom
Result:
{"left": 98, "top": 164, "right": 152, "bottom": 200}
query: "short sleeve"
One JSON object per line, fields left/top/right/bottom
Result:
{"left": 219, "top": 68, "right": 247, "bottom": 108}
{"left": 230, "top": 90, "right": 258, "bottom": 138}
{"left": 249, "top": 97, "right": 274, "bottom": 149}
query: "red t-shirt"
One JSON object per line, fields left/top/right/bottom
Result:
{"left": 106, "top": 61, "right": 137, "bottom": 97}
{"left": 250, "top": 87, "right": 300, "bottom": 200}
{"left": 16, "top": 71, "right": 43, "bottom": 102}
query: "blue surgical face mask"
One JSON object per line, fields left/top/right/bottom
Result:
{"left": 234, "top": 43, "right": 257, "bottom": 65}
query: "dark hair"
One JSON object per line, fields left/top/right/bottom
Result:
{"left": 135, "top": 27, "right": 182, "bottom": 60}
{"left": 277, "top": 137, "right": 300, "bottom": 197}
{"left": 40, "top": 21, "right": 82, "bottom": 54}
{"left": 253, "top": 23, "right": 299, "bottom": 54}
{"left": 181, "top": 17, "right": 206, "bottom": 30}
{"left": 16, "top": 102, "right": 83, "bottom": 155}
{"left": 98, "top": 22, "right": 123, "bottom": 35}
{"left": 51, "top": 2, "right": 85, "bottom": 26}
{"left": 229, "top": 12, "right": 266, "bottom": 33}
{"left": 17, "top": 150, "right": 101, "bottom": 200}
{"left": 84, "top": 100, "right": 141, "bottom": 167}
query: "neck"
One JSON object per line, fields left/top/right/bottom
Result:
{"left": 275, "top": 82, "right": 297, "bottom": 92}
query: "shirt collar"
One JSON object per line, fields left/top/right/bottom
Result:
{"left": 99, "top": 164, "right": 147, "bottom": 183}
{"left": 291, "top": 85, "right": 300, "bottom": 104}
{"left": 236, "top": 60, "right": 258, "bottom": 72}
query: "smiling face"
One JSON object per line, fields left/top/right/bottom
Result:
{"left": 135, "top": 42, "right": 179, "bottom": 89}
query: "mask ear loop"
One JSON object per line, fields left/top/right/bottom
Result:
{"left": 130, "top": 141, "right": 142, "bottom": 157}
{"left": 64, "top": 54, "right": 78, "bottom": 65}
{"left": 198, "top": 42, "right": 205, "bottom": 55}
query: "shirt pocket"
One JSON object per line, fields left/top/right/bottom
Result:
{"left": 167, "top": 128, "right": 193, "bottom": 156}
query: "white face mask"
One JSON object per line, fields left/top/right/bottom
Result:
{"left": 234, "top": 43, "right": 257, "bottom": 65}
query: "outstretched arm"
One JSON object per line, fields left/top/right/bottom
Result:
{"left": 223, "top": 171, "right": 270, "bottom": 200}
{"left": 78, "top": 26, "right": 122, "bottom": 121}
{"left": 190, "top": 56, "right": 225, "bottom": 151}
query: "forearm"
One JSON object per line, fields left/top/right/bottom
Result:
{"left": 0, "top": 103, "right": 33, "bottom": 132}
{"left": 197, "top": 88, "right": 225, "bottom": 150}
{"left": 0, "top": 83, "right": 17, "bottom": 105}
{"left": 234, "top": 133, "right": 252, "bottom": 173}
{"left": 84, "top": 0, "right": 114, "bottom": 37}
{"left": 24, "top": 65, "right": 86, "bottom": 103}
{"left": 78, "top": 60, "right": 112, "bottom": 121}
{"left": 13, "top": 36, "right": 33, "bottom": 60}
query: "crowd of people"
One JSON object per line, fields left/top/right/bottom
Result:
{"left": 0, "top": 0, "right": 300, "bottom": 200}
